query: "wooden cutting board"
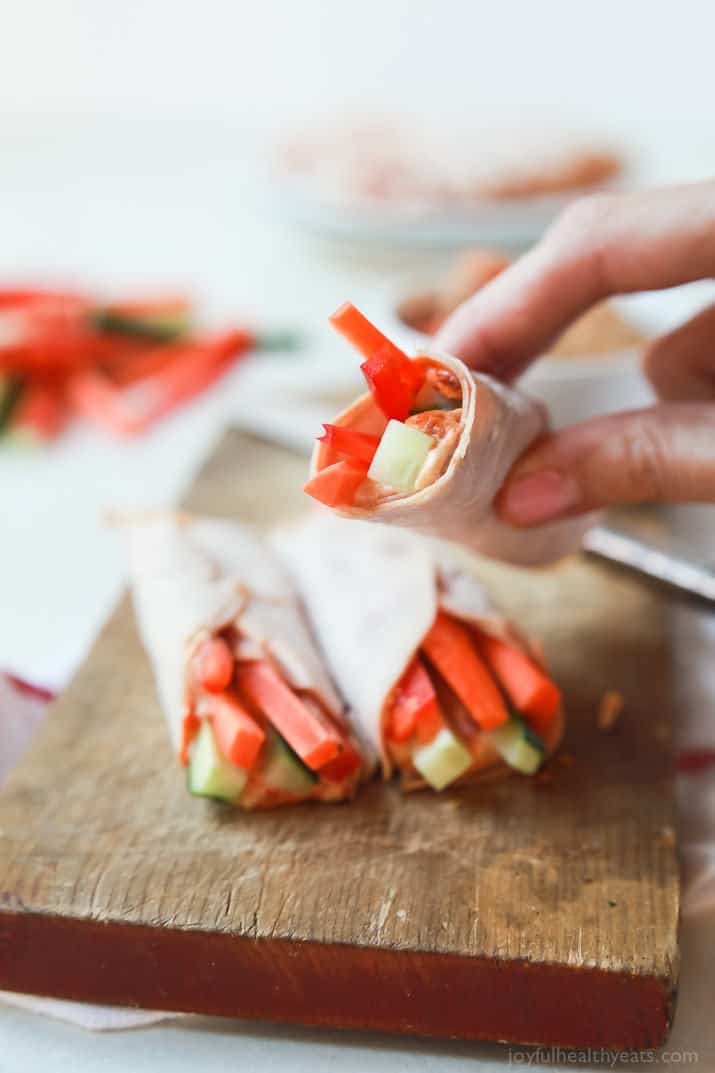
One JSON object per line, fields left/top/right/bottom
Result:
{"left": 0, "top": 430, "right": 679, "bottom": 1050}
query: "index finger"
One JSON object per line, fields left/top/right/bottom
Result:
{"left": 435, "top": 181, "right": 715, "bottom": 379}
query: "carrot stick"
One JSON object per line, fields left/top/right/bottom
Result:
{"left": 192, "top": 637, "right": 235, "bottom": 694}
{"left": 422, "top": 612, "right": 509, "bottom": 730}
{"left": 303, "top": 460, "right": 368, "bottom": 507}
{"left": 329, "top": 302, "right": 424, "bottom": 420}
{"left": 235, "top": 660, "right": 342, "bottom": 771}
{"left": 475, "top": 632, "right": 561, "bottom": 734}
{"left": 329, "top": 302, "right": 410, "bottom": 366}
{"left": 207, "top": 694, "right": 265, "bottom": 770}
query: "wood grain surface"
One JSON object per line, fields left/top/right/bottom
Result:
{"left": 0, "top": 430, "right": 679, "bottom": 1049}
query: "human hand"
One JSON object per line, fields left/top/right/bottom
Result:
{"left": 436, "top": 183, "right": 715, "bottom": 524}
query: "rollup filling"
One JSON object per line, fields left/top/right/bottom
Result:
{"left": 183, "top": 626, "right": 363, "bottom": 807}
{"left": 305, "top": 303, "right": 467, "bottom": 510}
{"left": 384, "top": 611, "right": 562, "bottom": 790}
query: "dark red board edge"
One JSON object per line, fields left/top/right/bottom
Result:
{"left": 0, "top": 911, "right": 675, "bottom": 1050}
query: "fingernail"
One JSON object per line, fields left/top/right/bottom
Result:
{"left": 500, "top": 469, "right": 581, "bottom": 525}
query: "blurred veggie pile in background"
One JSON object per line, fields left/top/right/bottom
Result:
{"left": 0, "top": 288, "right": 296, "bottom": 443}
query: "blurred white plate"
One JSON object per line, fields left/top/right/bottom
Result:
{"left": 276, "top": 181, "right": 593, "bottom": 250}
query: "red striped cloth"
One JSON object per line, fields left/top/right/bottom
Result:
{"left": 0, "top": 673, "right": 54, "bottom": 785}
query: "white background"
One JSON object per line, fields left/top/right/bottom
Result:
{"left": 0, "top": 0, "right": 714, "bottom": 180}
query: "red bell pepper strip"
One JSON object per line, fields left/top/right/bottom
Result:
{"left": 192, "top": 637, "right": 235, "bottom": 694}
{"left": 422, "top": 613, "right": 509, "bottom": 731}
{"left": 388, "top": 657, "right": 441, "bottom": 743}
{"left": 303, "top": 460, "right": 368, "bottom": 508}
{"left": 360, "top": 346, "right": 424, "bottom": 421}
{"left": 207, "top": 693, "right": 265, "bottom": 770}
{"left": 318, "top": 423, "right": 380, "bottom": 466}
{"left": 235, "top": 660, "right": 342, "bottom": 771}
{"left": 388, "top": 699, "right": 417, "bottom": 743}
{"left": 329, "top": 302, "right": 424, "bottom": 420}
{"left": 475, "top": 632, "right": 561, "bottom": 735}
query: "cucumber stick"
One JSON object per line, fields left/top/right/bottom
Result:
{"left": 91, "top": 309, "right": 189, "bottom": 343}
{"left": 261, "top": 730, "right": 318, "bottom": 796}
{"left": 188, "top": 720, "right": 248, "bottom": 802}
{"left": 486, "top": 717, "right": 545, "bottom": 775}
{"left": 368, "top": 419, "right": 434, "bottom": 494}
{"left": 413, "top": 727, "right": 472, "bottom": 790}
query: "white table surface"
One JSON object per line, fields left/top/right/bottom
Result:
{"left": 0, "top": 123, "right": 713, "bottom": 1070}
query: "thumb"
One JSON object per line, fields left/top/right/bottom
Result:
{"left": 496, "top": 404, "right": 715, "bottom": 525}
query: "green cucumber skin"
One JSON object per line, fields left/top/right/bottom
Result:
{"left": 90, "top": 310, "right": 189, "bottom": 343}
{"left": 487, "top": 717, "right": 545, "bottom": 775}
{"left": 522, "top": 721, "right": 546, "bottom": 753}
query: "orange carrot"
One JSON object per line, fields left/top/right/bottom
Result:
{"left": 208, "top": 694, "right": 265, "bottom": 769}
{"left": 422, "top": 612, "right": 508, "bottom": 730}
{"left": 193, "top": 637, "right": 235, "bottom": 694}
{"left": 104, "top": 296, "right": 191, "bottom": 320}
{"left": 303, "top": 460, "right": 368, "bottom": 507}
{"left": 475, "top": 632, "right": 561, "bottom": 734}
{"left": 329, "top": 302, "right": 410, "bottom": 367}
{"left": 236, "top": 661, "right": 342, "bottom": 771}
{"left": 329, "top": 302, "right": 423, "bottom": 420}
